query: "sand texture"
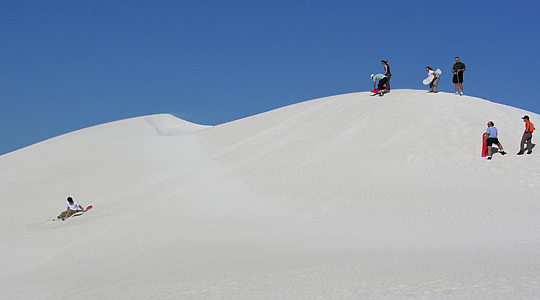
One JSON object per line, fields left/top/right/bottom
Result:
{"left": 1, "top": 90, "right": 539, "bottom": 299}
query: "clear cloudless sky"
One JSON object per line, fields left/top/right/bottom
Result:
{"left": 1, "top": 0, "right": 539, "bottom": 155}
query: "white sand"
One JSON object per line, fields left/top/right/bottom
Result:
{"left": 1, "top": 90, "right": 539, "bottom": 299}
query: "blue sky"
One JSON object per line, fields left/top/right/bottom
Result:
{"left": 1, "top": 0, "right": 539, "bottom": 155}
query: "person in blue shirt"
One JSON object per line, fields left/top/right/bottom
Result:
{"left": 371, "top": 74, "right": 388, "bottom": 96}
{"left": 484, "top": 121, "right": 507, "bottom": 160}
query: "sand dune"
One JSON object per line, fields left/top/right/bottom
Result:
{"left": 1, "top": 90, "right": 539, "bottom": 299}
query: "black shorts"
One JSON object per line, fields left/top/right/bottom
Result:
{"left": 453, "top": 72, "right": 464, "bottom": 83}
{"left": 378, "top": 77, "right": 388, "bottom": 90}
{"left": 486, "top": 137, "right": 499, "bottom": 146}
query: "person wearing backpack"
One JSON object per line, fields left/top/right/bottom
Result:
{"left": 518, "top": 115, "right": 535, "bottom": 155}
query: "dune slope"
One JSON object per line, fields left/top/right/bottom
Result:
{"left": 1, "top": 90, "right": 539, "bottom": 299}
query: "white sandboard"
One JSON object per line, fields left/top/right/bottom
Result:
{"left": 423, "top": 69, "right": 441, "bottom": 85}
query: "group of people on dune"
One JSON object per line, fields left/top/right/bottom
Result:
{"left": 370, "top": 57, "right": 466, "bottom": 96}
{"left": 484, "top": 116, "right": 535, "bottom": 160}
{"left": 369, "top": 58, "right": 534, "bottom": 161}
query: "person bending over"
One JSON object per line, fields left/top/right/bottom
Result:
{"left": 484, "top": 121, "right": 507, "bottom": 160}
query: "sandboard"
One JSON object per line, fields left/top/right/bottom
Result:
{"left": 53, "top": 205, "right": 93, "bottom": 221}
{"left": 370, "top": 89, "right": 389, "bottom": 96}
{"left": 482, "top": 133, "right": 489, "bottom": 157}
{"left": 423, "top": 69, "right": 442, "bottom": 85}
{"left": 370, "top": 85, "right": 386, "bottom": 93}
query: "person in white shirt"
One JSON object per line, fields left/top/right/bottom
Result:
{"left": 426, "top": 66, "right": 440, "bottom": 93}
{"left": 57, "top": 197, "right": 85, "bottom": 220}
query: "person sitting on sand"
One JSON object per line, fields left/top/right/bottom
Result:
{"left": 57, "top": 197, "right": 85, "bottom": 221}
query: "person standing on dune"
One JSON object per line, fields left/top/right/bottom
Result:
{"left": 452, "top": 57, "right": 466, "bottom": 95}
{"left": 517, "top": 115, "right": 534, "bottom": 155}
{"left": 381, "top": 60, "right": 391, "bottom": 91}
{"left": 426, "top": 66, "right": 440, "bottom": 93}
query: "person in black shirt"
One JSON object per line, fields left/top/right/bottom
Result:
{"left": 452, "top": 57, "right": 466, "bottom": 95}
{"left": 381, "top": 60, "right": 391, "bottom": 91}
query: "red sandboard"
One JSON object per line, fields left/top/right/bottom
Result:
{"left": 370, "top": 86, "right": 387, "bottom": 93}
{"left": 482, "top": 133, "right": 489, "bottom": 157}
{"left": 53, "top": 205, "right": 93, "bottom": 221}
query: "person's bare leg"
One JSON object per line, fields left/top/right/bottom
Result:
{"left": 496, "top": 143, "right": 506, "bottom": 155}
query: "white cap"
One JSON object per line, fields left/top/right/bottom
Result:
{"left": 370, "top": 74, "right": 374, "bottom": 79}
